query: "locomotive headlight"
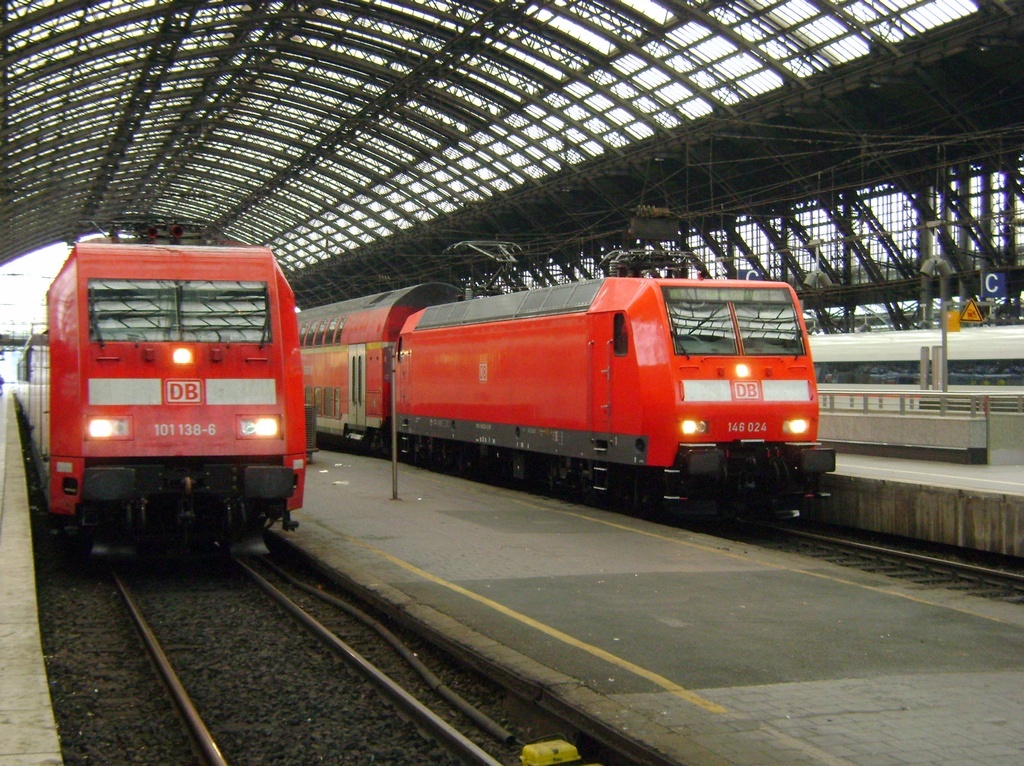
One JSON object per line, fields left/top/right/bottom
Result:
{"left": 783, "top": 418, "right": 810, "bottom": 435}
{"left": 239, "top": 416, "right": 280, "bottom": 438}
{"left": 735, "top": 363, "right": 750, "bottom": 378}
{"left": 681, "top": 419, "right": 709, "bottom": 435}
{"left": 87, "top": 417, "right": 131, "bottom": 439}
{"left": 172, "top": 347, "right": 193, "bottom": 364}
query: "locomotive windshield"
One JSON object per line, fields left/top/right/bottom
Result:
{"left": 663, "top": 286, "right": 805, "bottom": 356}
{"left": 88, "top": 279, "right": 271, "bottom": 343}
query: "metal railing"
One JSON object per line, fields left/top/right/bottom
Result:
{"left": 819, "top": 389, "right": 1024, "bottom": 416}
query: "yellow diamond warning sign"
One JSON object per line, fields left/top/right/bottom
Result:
{"left": 960, "top": 299, "right": 984, "bottom": 323}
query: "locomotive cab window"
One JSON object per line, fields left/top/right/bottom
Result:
{"left": 88, "top": 279, "right": 271, "bottom": 344}
{"left": 663, "top": 287, "right": 804, "bottom": 357}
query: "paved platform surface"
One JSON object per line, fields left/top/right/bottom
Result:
{"left": 834, "top": 454, "right": 1024, "bottom": 497}
{"left": 0, "top": 391, "right": 62, "bottom": 765}
{"left": 287, "top": 449, "right": 1024, "bottom": 766}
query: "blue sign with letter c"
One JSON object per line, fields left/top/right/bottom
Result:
{"left": 982, "top": 272, "right": 1006, "bottom": 299}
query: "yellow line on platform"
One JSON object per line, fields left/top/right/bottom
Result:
{"left": 342, "top": 534, "right": 729, "bottom": 714}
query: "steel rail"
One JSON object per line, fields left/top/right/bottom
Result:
{"left": 756, "top": 523, "right": 1024, "bottom": 586}
{"left": 234, "top": 558, "right": 506, "bottom": 766}
{"left": 111, "top": 571, "right": 229, "bottom": 766}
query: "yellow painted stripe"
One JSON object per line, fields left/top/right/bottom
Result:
{"left": 341, "top": 533, "right": 729, "bottom": 714}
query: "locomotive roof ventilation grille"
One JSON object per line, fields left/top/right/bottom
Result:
{"left": 417, "top": 279, "right": 604, "bottom": 329}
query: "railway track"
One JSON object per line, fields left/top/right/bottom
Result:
{"left": 108, "top": 559, "right": 515, "bottom": 766}
{"left": 735, "top": 520, "right": 1024, "bottom": 602}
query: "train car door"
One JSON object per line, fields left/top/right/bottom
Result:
{"left": 349, "top": 343, "right": 367, "bottom": 429}
{"left": 588, "top": 311, "right": 630, "bottom": 435}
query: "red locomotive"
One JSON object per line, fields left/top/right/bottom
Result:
{"left": 395, "top": 277, "right": 834, "bottom": 516}
{"left": 302, "top": 276, "right": 833, "bottom": 517}
{"left": 298, "top": 283, "right": 462, "bottom": 452}
{"left": 22, "top": 242, "right": 306, "bottom": 554}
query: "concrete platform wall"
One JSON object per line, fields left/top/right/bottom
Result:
{"left": 811, "top": 472, "right": 1024, "bottom": 557}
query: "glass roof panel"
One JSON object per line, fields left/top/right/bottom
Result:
{"left": 0, "top": 0, "right": 990, "bottom": 276}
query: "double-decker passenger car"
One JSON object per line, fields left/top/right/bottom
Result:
{"left": 20, "top": 242, "right": 306, "bottom": 555}
{"left": 396, "top": 278, "right": 834, "bottom": 516}
{"left": 298, "top": 283, "right": 463, "bottom": 452}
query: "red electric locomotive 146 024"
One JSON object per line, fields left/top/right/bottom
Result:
{"left": 302, "top": 276, "right": 834, "bottom": 518}
{"left": 22, "top": 242, "right": 306, "bottom": 554}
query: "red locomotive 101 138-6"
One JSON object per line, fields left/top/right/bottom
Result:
{"left": 20, "top": 241, "right": 306, "bottom": 556}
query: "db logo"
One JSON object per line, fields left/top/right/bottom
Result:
{"left": 731, "top": 381, "right": 762, "bottom": 400}
{"left": 165, "top": 379, "right": 203, "bottom": 404}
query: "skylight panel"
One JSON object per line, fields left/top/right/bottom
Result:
{"left": 584, "top": 93, "right": 615, "bottom": 112}
{"left": 712, "top": 86, "right": 742, "bottom": 105}
{"left": 736, "top": 69, "right": 785, "bottom": 97}
{"left": 678, "top": 97, "right": 713, "bottom": 119}
{"left": 565, "top": 80, "right": 595, "bottom": 99}
{"left": 635, "top": 66, "right": 672, "bottom": 88}
{"left": 624, "top": 122, "right": 655, "bottom": 140}
{"left": 690, "top": 37, "right": 739, "bottom": 64}
{"left": 506, "top": 152, "right": 531, "bottom": 169}
{"left": 654, "top": 82, "right": 694, "bottom": 105}
{"left": 734, "top": 18, "right": 769, "bottom": 45}
{"left": 716, "top": 51, "right": 764, "bottom": 79}
{"left": 688, "top": 68, "right": 720, "bottom": 90}
{"left": 795, "top": 15, "right": 850, "bottom": 47}
{"left": 465, "top": 67, "right": 532, "bottom": 104}
{"left": 632, "top": 95, "right": 660, "bottom": 114}
{"left": 613, "top": 54, "right": 647, "bottom": 76}
{"left": 493, "top": 38, "right": 571, "bottom": 80}
{"left": 821, "top": 35, "right": 871, "bottom": 63}
{"left": 902, "top": 0, "right": 977, "bottom": 32}
{"left": 609, "top": 80, "right": 640, "bottom": 100}
{"left": 651, "top": 111, "right": 682, "bottom": 129}
{"left": 666, "top": 22, "right": 713, "bottom": 49}
{"left": 531, "top": 8, "right": 617, "bottom": 55}
{"left": 542, "top": 114, "right": 566, "bottom": 131}
{"left": 607, "top": 107, "right": 634, "bottom": 126}
{"left": 564, "top": 103, "right": 591, "bottom": 122}
{"left": 766, "top": 0, "right": 819, "bottom": 28}
{"left": 541, "top": 136, "right": 564, "bottom": 153}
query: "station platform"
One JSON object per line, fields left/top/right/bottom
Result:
{"left": 0, "top": 391, "right": 62, "bottom": 765}
{"left": 288, "top": 449, "right": 1024, "bottom": 766}
{"left": 833, "top": 454, "right": 1024, "bottom": 497}
{"left": 814, "top": 453, "right": 1024, "bottom": 558}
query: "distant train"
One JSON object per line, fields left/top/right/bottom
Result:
{"left": 18, "top": 242, "right": 306, "bottom": 555}
{"left": 810, "top": 325, "right": 1024, "bottom": 389}
{"left": 301, "top": 278, "right": 834, "bottom": 517}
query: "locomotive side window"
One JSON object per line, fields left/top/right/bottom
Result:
{"left": 613, "top": 313, "right": 628, "bottom": 356}
{"left": 88, "top": 279, "right": 271, "bottom": 343}
{"left": 662, "top": 287, "right": 803, "bottom": 357}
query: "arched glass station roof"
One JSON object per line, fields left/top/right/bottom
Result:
{"left": 2, "top": 0, "right": 1022, "bottom": 329}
